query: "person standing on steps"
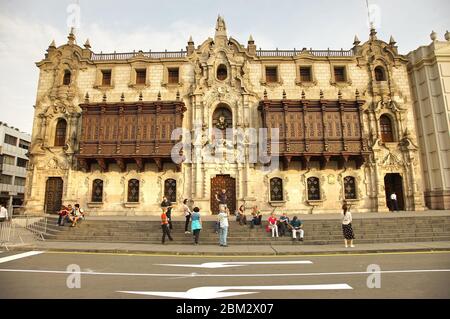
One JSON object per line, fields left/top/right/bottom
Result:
{"left": 161, "top": 196, "right": 173, "bottom": 230}
{"left": 341, "top": 203, "right": 355, "bottom": 248}
{"left": 390, "top": 192, "right": 399, "bottom": 212}
{"left": 218, "top": 205, "right": 229, "bottom": 247}
{"left": 160, "top": 207, "right": 173, "bottom": 245}
{"left": 182, "top": 199, "right": 192, "bottom": 234}
{"left": 191, "top": 207, "right": 202, "bottom": 245}
{"left": 215, "top": 189, "right": 228, "bottom": 209}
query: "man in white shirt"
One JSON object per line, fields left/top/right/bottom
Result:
{"left": 0, "top": 204, "right": 8, "bottom": 222}
{"left": 217, "top": 206, "right": 229, "bottom": 247}
{"left": 390, "top": 192, "right": 399, "bottom": 212}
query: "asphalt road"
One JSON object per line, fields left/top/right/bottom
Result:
{"left": 0, "top": 250, "right": 449, "bottom": 299}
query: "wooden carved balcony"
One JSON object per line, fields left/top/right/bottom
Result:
{"left": 259, "top": 98, "right": 370, "bottom": 170}
{"left": 76, "top": 100, "right": 186, "bottom": 172}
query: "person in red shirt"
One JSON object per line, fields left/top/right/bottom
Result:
{"left": 267, "top": 212, "right": 279, "bottom": 238}
{"left": 161, "top": 207, "right": 173, "bottom": 244}
{"left": 57, "top": 205, "right": 69, "bottom": 226}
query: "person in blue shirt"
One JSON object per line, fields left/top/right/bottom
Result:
{"left": 290, "top": 216, "right": 304, "bottom": 241}
{"left": 278, "top": 212, "right": 291, "bottom": 236}
{"left": 191, "top": 207, "right": 202, "bottom": 245}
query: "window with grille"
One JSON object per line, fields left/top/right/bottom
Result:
{"left": 300, "top": 66, "right": 312, "bottom": 82}
{"left": 265, "top": 66, "right": 278, "bottom": 83}
{"left": 270, "top": 177, "right": 284, "bottom": 201}
{"left": 375, "top": 66, "right": 386, "bottom": 81}
{"left": 16, "top": 158, "right": 28, "bottom": 168}
{"left": 0, "top": 174, "right": 13, "bottom": 185}
{"left": 91, "top": 179, "right": 103, "bottom": 202}
{"left": 14, "top": 177, "right": 26, "bottom": 186}
{"left": 164, "top": 179, "right": 177, "bottom": 202}
{"left": 127, "top": 179, "right": 139, "bottom": 203}
{"left": 334, "top": 66, "right": 346, "bottom": 82}
{"left": 380, "top": 115, "right": 394, "bottom": 142}
{"left": 307, "top": 177, "right": 321, "bottom": 200}
{"left": 63, "top": 70, "right": 71, "bottom": 85}
{"left": 101, "top": 70, "right": 112, "bottom": 86}
{"left": 19, "top": 139, "right": 30, "bottom": 150}
{"left": 54, "top": 119, "right": 67, "bottom": 147}
{"left": 4, "top": 134, "right": 17, "bottom": 146}
{"left": 168, "top": 68, "right": 179, "bottom": 84}
{"left": 344, "top": 176, "right": 357, "bottom": 200}
{"left": 136, "top": 69, "right": 146, "bottom": 85}
{"left": 2, "top": 155, "right": 15, "bottom": 165}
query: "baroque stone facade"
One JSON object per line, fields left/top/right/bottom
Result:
{"left": 25, "top": 17, "right": 426, "bottom": 215}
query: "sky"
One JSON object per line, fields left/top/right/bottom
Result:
{"left": 0, "top": 0, "right": 449, "bottom": 134}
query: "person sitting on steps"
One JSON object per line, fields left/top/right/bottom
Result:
{"left": 290, "top": 216, "right": 304, "bottom": 242}
{"left": 278, "top": 212, "right": 291, "bottom": 236}
{"left": 236, "top": 204, "right": 247, "bottom": 225}
{"left": 250, "top": 206, "right": 263, "bottom": 228}
{"left": 267, "top": 212, "right": 279, "bottom": 238}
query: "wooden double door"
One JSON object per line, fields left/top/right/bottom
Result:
{"left": 44, "top": 177, "right": 63, "bottom": 214}
{"left": 210, "top": 175, "right": 236, "bottom": 214}
{"left": 384, "top": 173, "right": 405, "bottom": 210}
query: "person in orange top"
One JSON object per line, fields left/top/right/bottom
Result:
{"left": 161, "top": 207, "right": 173, "bottom": 244}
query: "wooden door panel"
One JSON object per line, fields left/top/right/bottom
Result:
{"left": 210, "top": 175, "right": 236, "bottom": 214}
{"left": 45, "top": 177, "right": 63, "bottom": 214}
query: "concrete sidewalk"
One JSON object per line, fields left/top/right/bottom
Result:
{"left": 7, "top": 240, "right": 450, "bottom": 256}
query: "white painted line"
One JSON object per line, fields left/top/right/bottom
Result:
{"left": 0, "top": 251, "right": 44, "bottom": 264}
{"left": 156, "top": 260, "right": 313, "bottom": 268}
{"left": 118, "top": 284, "right": 353, "bottom": 299}
{"left": 0, "top": 268, "right": 449, "bottom": 277}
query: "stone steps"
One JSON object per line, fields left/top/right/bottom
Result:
{"left": 42, "top": 215, "right": 450, "bottom": 245}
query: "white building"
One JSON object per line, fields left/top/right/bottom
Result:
{"left": 408, "top": 31, "right": 450, "bottom": 209}
{"left": 0, "top": 122, "right": 31, "bottom": 216}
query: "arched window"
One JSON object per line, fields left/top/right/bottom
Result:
{"left": 344, "top": 176, "right": 357, "bottom": 200}
{"left": 270, "top": 177, "right": 283, "bottom": 201}
{"left": 217, "top": 64, "right": 228, "bottom": 81}
{"left": 54, "top": 119, "right": 67, "bottom": 147}
{"left": 127, "top": 179, "right": 139, "bottom": 203}
{"left": 63, "top": 70, "right": 71, "bottom": 85}
{"left": 374, "top": 66, "right": 386, "bottom": 81}
{"left": 91, "top": 179, "right": 103, "bottom": 202}
{"left": 380, "top": 115, "right": 394, "bottom": 142}
{"left": 164, "top": 179, "right": 177, "bottom": 203}
{"left": 307, "top": 177, "right": 321, "bottom": 200}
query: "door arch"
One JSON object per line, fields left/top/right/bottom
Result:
{"left": 210, "top": 175, "right": 236, "bottom": 214}
{"left": 384, "top": 173, "right": 404, "bottom": 211}
{"left": 44, "top": 177, "right": 64, "bottom": 214}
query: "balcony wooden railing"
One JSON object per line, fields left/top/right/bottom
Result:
{"left": 259, "top": 98, "right": 369, "bottom": 170}
{"left": 76, "top": 100, "right": 186, "bottom": 172}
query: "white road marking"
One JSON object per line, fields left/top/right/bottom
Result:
{"left": 0, "top": 251, "right": 44, "bottom": 264}
{"left": 118, "top": 284, "right": 353, "bottom": 299}
{"left": 156, "top": 260, "right": 313, "bottom": 268}
{"left": 0, "top": 268, "right": 449, "bottom": 277}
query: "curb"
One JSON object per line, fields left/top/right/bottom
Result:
{"left": 6, "top": 245, "right": 450, "bottom": 256}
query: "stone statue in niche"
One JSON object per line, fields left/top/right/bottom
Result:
{"left": 216, "top": 115, "right": 228, "bottom": 130}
